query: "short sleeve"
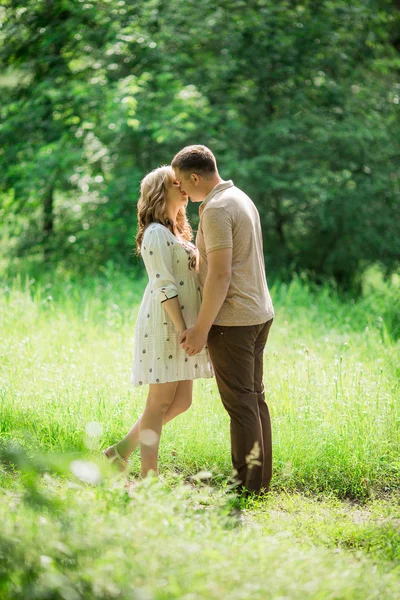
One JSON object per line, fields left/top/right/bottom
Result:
{"left": 142, "top": 226, "right": 178, "bottom": 303}
{"left": 201, "top": 207, "right": 233, "bottom": 253}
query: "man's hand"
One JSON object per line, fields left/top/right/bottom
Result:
{"left": 180, "top": 326, "right": 208, "bottom": 356}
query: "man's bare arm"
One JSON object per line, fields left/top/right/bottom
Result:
{"left": 197, "top": 248, "right": 232, "bottom": 332}
{"left": 181, "top": 248, "right": 232, "bottom": 354}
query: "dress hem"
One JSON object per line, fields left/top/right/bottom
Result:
{"left": 132, "top": 373, "right": 214, "bottom": 387}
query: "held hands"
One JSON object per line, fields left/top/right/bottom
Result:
{"left": 179, "top": 326, "right": 208, "bottom": 356}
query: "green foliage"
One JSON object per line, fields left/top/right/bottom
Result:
{"left": 157, "top": 0, "right": 400, "bottom": 286}
{"left": 1, "top": 0, "right": 400, "bottom": 284}
{"left": 0, "top": 445, "right": 399, "bottom": 600}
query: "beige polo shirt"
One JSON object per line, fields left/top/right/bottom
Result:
{"left": 196, "top": 180, "right": 274, "bottom": 326}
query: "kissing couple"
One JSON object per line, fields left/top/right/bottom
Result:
{"left": 104, "top": 145, "right": 274, "bottom": 495}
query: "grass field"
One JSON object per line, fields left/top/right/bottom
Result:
{"left": 0, "top": 269, "right": 399, "bottom": 599}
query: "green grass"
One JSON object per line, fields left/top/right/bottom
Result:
{"left": 1, "top": 271, "right": 398, "bottom": 498}
{"left": 1, "top": 476, "right": 399, "bottom": 600}
{"left": 0, "top": 269, "right": 399, "bottom": 599}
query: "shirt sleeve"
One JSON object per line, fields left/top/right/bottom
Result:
{"left": 142, "top": 226, "right": 178, "bottom": 303}
{"left": 201, "top": 207, "right": 233, "bottom": 253}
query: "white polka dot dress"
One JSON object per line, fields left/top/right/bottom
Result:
{"left": 132, "top": 223, "right": 214, "bottom": 386}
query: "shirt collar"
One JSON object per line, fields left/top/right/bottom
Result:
{"left": 200, "top": 180, "right": 234, "bottom": 209}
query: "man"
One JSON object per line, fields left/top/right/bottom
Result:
{"left": 172, "top": 145, "right": 275, "bottom": 495}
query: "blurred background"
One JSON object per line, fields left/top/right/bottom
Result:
{"left": 0, "top": 0, "right": 399, "bottom": 290}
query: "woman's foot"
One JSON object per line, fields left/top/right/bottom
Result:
{"left": 102, "top": 444, "right": 129, "bottom": 472}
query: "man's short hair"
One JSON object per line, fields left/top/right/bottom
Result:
{"left": 172, "top": 145, "right": 217, "bottom": 176}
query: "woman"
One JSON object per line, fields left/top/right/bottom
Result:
{"left": 103, "top": 166, "right": 213, "bottom": 477}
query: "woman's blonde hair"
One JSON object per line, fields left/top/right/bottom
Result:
{"left": 135, "top": 165, "right": 192, "bottom": 254}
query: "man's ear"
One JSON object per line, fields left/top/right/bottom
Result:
{"left": 191, "top": 173, "right": 200, "bottom": 186}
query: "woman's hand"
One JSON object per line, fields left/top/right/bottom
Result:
{"left": 162, "top": 296, "right": 186, "bottom": 334}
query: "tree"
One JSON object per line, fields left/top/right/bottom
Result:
{"left": 1, "top": 0, "right": 399, "bottom": 287}
{"left": 143, "top": 0, "right": 400, "bottom": 287}
{"left": 0, "top": 0, "right": 211, "bottom": 269}
{"left": 0, "top": 1, "right": 115, "bottom": 259}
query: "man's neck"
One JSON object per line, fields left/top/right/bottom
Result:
{"left": 201, "top": 175, "right": 224, "bottom": 199}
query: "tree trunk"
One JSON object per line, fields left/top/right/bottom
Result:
{"left": 272, "top": 192, "right": 286, "bottom": 246}
{"left": 43, "top": 184, "right": 54, "bottom": 260}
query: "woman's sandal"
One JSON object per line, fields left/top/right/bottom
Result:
{"left": 102, "top": 445, "right": 128, "bottom": 472}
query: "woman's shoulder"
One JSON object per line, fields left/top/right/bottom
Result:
{"left": 142, "top": 223, "right": 177, "bottom": 251}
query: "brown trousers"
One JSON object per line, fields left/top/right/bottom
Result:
{"left": 207, "top": 319, "right": 273, "bottom": 494}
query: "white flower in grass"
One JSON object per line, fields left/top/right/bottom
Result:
{"left": 71, "top": 460, "right": 102, "bottom": 485}
{"left": 191, "top": 471, "right": 213, "bottom": 482}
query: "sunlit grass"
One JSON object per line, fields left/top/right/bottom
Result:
{"left": 1, "top": 270, "right": 399, "bottom": 598}
{"left": 1, "top": 271, "right": 399, "bottom": 498}
{"left": 0, "top": 471, "right": 399, "bottom": 600}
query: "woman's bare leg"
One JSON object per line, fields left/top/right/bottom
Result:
{"left": 165, "top": 379, "right": 193, "bottom": 421}
{"left": 104, "top": 380, "right": 193, "bottom": 465}
{"left": 139, "top": 381, "right": 178, "bottom": 477}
